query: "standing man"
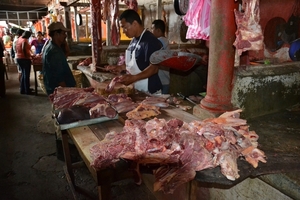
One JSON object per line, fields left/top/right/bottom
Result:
{"left": 42, "top": 22, "right": 76, "bottom": 95}
{"left": 151, "top": 19, "right": 170, "bottom": 94}
{"left": 106, "top": 9, "right": 162, "bottom": 94}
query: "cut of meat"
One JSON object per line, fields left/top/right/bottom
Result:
{"left": 111, "top": 100, "right": 138, "bottom": 113}
{"left": 141, "top": 96, "right": 169, "bottom": 108}
{"left": 89, "top": 103, "right": 117, "bottom": 118}
{"left": 56, "top": 105, "right": 91, "bottom": 124}
{"left": 126, "top": 103, "right": 161, "bottom": 120}
{"left": 105, "top": 76, "right": 122, "bottom": 93}
{"left": 233, "top": 0, "right": 264, "bottom": 56}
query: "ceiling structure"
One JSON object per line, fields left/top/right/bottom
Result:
{"left": 0, "top": 0, "right": 49, "bottom": 11}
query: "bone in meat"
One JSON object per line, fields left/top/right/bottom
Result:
{"left": 106, "top": 76, "right": 122, "bottom": 93}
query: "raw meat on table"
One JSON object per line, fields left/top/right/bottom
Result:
{"left": 90, "top": 109, "right": 266, "bottom": 193}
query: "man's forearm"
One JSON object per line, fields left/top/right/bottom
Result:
{"left": 134, "top": 64, "right": 159, "bottom": 81}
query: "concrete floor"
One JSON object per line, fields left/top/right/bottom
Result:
{"left": 0, "top": 64, "right": 156, "bottom": 200}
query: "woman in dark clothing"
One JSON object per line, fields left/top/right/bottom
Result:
{"left": 16, "top": 31, "right": 33, "bottom": 95}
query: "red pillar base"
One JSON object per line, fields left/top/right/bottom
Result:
{"left": 193, "top": 98, "right": 234, "bottom": 120}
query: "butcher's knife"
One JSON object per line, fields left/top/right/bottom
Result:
{"left": 177, "top": 92, "right": 198, "bottom": 105}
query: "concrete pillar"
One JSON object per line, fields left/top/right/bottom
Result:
{"left": 194, "top": 0, "right": 239, "bottom": 119}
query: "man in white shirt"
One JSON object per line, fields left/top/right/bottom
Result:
{"left": 151, "top": 19, "right": 170, "bottom": 94}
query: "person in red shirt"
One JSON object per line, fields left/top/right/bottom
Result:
{"left": 16, "top": 31, "right": 33, "bottom": 95}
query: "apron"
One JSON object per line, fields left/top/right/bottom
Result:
{"left": 125, "top": 29, "right": 148, "bottom": 92}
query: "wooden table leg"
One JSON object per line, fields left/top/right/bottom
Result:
{"left": 61, "top": 130, "right": 75, "bottom": 185}
{"left": 34, "top": 70, "right": 38, "bottom": 96}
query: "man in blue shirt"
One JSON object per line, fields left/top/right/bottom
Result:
{"left": 42, "top": 22, "right": 76, "bottom": 95}
{"left": 106, "top": 9, "right": 162, "bottom": 94}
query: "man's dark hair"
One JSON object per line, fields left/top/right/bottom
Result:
{"left": 22, "top": 31, "right": 32, "bottom": 39}
{"left": 16, "top": 29, "right": 25, "bottom": 36}
{"left": 152, "top": 19, "right": 166, "bottom": 33}
{"left": 119, "top": 9, "right": 142, "bottom": 25}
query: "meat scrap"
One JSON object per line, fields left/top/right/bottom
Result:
{"left": 106, "top": 93, "right": 138, "bottom": 113}
{"left": 90, "top": 109, "right": 266, "bottom": 194}
{"left": 233, "top": 0, "right": 264, "bottom": 56}
{"left": 126, "top": 103, "right": 161, "bottom": 120}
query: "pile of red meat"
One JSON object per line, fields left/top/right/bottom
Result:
{"left": 90, "top": 109, "right": 266, "bottom": 194}
{"left": 50, "top": 87, "right": 137, "bottom": 124}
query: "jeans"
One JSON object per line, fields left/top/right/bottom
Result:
{"left": 17, "top": 58, "right": 31, "bottom": 94}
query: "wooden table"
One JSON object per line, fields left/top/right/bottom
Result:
{"left": 60, "top": 103, "right": 300, "bottom": 199}
{"left": 32, "top": 64, "right": 42, "bottom": 96}
{"left": 61, "top": 107, "right": 199, "bottom": 199}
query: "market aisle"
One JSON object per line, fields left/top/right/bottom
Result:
{"left": 0, "top": 64, "right": 156, "bottom": 200}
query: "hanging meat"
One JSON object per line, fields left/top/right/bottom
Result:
{"left": 101, "top": 0, "right": 121, "bottom": 46}
{"left": 233, "top": 0, "right": 264, "bottom": 56}
{"left": 121, "top": 0, "right": 138, "bottom": 11}
{"left": 101, "top": 0, "right": 138, "bottom": 46}
{"left": 110, "top": 0, "right": 120, "bottom": 46}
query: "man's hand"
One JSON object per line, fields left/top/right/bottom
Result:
{"left": 105, "top": 64, "right": 126, "bottom": 74}
{"left": 119, "top": 74, "right": 137, "bottom": 85}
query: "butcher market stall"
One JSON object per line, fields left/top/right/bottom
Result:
{"left": 49, "top": 87, "right": 300, "bottom": 199}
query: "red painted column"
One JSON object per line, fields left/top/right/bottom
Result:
{"left": 199, "top": 0, "right": 239, "bottom": 114}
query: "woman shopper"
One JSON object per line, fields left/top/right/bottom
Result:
{"left": 16, "top": 31, "right": 33, "bottom": 95}
{"left": 31, "top": 31, "right": 46, "bottom": 55}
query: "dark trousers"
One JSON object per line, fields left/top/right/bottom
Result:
{"left": 0, "top": 61, "right": 5, "bottom": 97}
{"left": 17, "top": 58, "right": 31, "bottom": 94}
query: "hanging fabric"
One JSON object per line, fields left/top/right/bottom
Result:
{"left": 183, "top": 0, "right": 211, "bottom": 40}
